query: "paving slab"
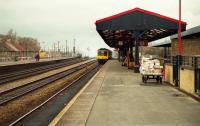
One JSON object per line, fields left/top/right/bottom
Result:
{"left": 55, "top": 60, "right": 200, "bottom": 126}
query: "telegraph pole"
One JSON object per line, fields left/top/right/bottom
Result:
{"left": 58, "top": 41, "right": 60, "bottom": 52}
{"left": 73, "top": 38, "right": 76, "bottom": 57}
{"left": 65, "top": 40, "right": 67, "bottom": 55}
{"left": 53, "top": 42, "right": 55, "bottom": 58}
{"left": 87, "top": 47, "right": 90, "bottom": 57}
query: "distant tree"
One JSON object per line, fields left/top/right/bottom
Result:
{"left": 7, "top": 29, "right": 13, "bottom": 36}
{"left": 1, "top": 29, "right": 17, "bottom": 43}
{"left": 0, "top": 29, "right": 40, "bottom": 51}
{"left": 17, "top": 37, "right": 40, "bottom": 51}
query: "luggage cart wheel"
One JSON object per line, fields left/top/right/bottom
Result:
{"left": 159, "top": 77, "right": 162, "bottom": 83}
{"left": 156, "top": 76, "right": 160, "bottom": 83}
{"left": 142, "top": 75, "right": 145, "bottom": 83}
{"left": 142, "top": 75, "right": 147, "bottom": 83}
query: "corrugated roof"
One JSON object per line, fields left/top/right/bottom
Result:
{"left": 148, "top": 39, "right": 171, "bottom": 47}
{"left": 148, "top": 25, "right": 200, "bottom": 47}
{"left": 171, "top": 25, "right": 200, "bottom": 39}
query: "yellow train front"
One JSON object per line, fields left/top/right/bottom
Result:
{"left": 38, "top": 51, "right": 47, "bottom": 59}
{"left": 96, "top": 48, "right": 112, "bottom": 64}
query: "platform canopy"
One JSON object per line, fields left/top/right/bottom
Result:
{"left": 148, "top": 26, "right": 200, "bottom": 47}
{"left": 95, "top": 8, "right": 187, "bottom": 48}
{"left": 148, "top": 39, "right": 171, "bottom": 47}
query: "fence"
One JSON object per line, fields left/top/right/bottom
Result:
{"left": 0, "top": 51, "right": 73, "bottom": 62}
{"left": 181, "top": 56, "right": 200, "bottom": 69}
{"left": 0, "top": 51, "right": 38, "bottom": 62}
{"left": 162, "top": 55, "right": 200, "bottom": 68}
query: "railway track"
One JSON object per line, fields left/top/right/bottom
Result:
{"left": 9, "top": 63, "right": 101, "bottom": 126}
{"left": 0, "top": 58, "right": 85, "bottom": 85}
{"left": 0, "top": 60, "right": 96, "bottom": 105}
{"left": 0, "top": 58, "right": 77, "bottom": 74}
{"left": 0, "top": 59, "right": 100, "bottom": 126}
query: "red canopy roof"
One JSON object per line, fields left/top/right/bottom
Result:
{"left": 96, "top": 7, "right": 187, "bottom": 25}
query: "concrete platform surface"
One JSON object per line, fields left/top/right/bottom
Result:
{"left": 54, "top": 60, "right": 200, "bottom": 126}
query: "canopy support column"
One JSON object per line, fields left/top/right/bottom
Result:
{"left": 164, "top": 47, "right": 167, "bottom": 58}
{"left": 132, "top": 31, "right": 141, "bottom": 73}
{"left": 118, "top": 49, "right": 120, "bottom": 62}
{"left": 135, "top": 37, "right": 140, "bottom": 73}
{"left": 127, "top": 41, "right": 134, "bottom": 69}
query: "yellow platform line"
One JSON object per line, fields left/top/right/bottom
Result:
{"left": 49, "top": 69, "right": 101, "bottom": 126}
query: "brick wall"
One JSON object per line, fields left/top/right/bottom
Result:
{"left": 171, "top": 38, "right": 200, "bottom": 56}
{"left": 140, "top": 46, "right": 165, "bottom": 57}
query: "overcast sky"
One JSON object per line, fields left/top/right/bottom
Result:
{"left": 0, "top": 0, "right": 200, "bottom": 56}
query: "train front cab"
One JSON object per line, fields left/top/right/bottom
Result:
{"left": 97, "top": 49, "right": 109, "bottom": 64}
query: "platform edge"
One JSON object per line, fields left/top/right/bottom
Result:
{"left": 48, "top": 68, "right": 101, "bottom": 126}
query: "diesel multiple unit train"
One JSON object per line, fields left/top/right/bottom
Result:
{"left": 96, "top": 48, "right": 112, "bottom": 64}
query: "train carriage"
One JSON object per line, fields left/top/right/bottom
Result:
{"left": 96, "top": 48, "right": 112, "bottom": 64}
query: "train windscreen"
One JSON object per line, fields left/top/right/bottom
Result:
{"left": 98, "top": 50, "right": 108, "bottom": 56}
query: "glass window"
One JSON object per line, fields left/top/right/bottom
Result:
{"left": 98, "top": 50, "right": 107, "bottom": 56}
{"left": 104, "top": 51, "right": 107, "bottom": 56}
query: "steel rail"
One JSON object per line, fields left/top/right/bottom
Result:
{"left": 0, "top": 58, "right": 75, "bottom": 77}
{"left": 0, "top": 61, "right": 95, "bottom": 105}
{"left": 0, "top": 58, "right": 85, "bottom": 85}
{"left": 0, "top": 60, "right": 96, "bottom": 105}
{"left": 0, "top": 58, "right": 79, "bottom": 79}
{"left": 8, "top": 63, "right": 100, "bottom": 126}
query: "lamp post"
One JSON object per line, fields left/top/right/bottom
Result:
{"left": 178, "top": 0, "right": 182, "bottom": 55}
{"left": 43, "top": 42, "right": 45, "bottom": 51}
{"left": 176, "top": 0, "right": 182, "bottom": 87}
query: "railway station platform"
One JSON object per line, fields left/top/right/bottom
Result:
{"left": 0, "top": 57, "right": 71, "bottom": 67}
{"left": 51, "top": 60, "right": 200, "bottom": 126}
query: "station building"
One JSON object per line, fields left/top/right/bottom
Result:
{"left": 150, "top": 25, "right": 200, "bottom": 98}
{"left": 171, "top": 26, "right": 200, "bottom": 56}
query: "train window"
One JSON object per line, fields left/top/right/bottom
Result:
{"left": 98, "top": 51, "right": 102, "bottom": 56}
{"left": 98, "top": 50, "right": 108, "bottom": 56}
{"left": 104, "top": 51, "right": 108, "bottom": 56}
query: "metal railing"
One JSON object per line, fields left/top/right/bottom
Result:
{"left": 0, "top": 51, "right": 37, "bottom": 62}
{"left": 172, "top": 55, "right": 200, "bottom": 69}
{"left": 164, "top": 56, "right": 172, "bottom": 64}
{"left": 193, "top": 57, "right": 200, "bottom": 69}
{"left": 159, "top": 55, "right": 200, "bottom": 69}
{"left": 182, "top": 56, "right": 195, "bottom": 68}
